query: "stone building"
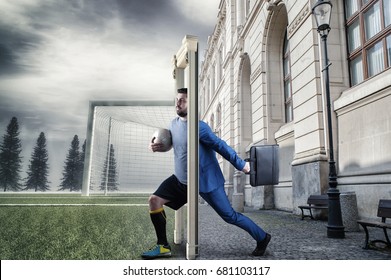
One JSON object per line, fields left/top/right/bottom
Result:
{"left": 199, "top": 0, "right": 391, "bottom": 219}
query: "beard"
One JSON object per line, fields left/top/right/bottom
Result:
{"left": 177, "top": 110, "right": 187, "bottom": 118}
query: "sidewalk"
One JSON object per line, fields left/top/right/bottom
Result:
{"left": 172, "top": 204, "right": 391, "bottom": 260}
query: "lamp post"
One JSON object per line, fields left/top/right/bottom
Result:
{"left": 312, "top": 0, "right": 345, "bottom": 238}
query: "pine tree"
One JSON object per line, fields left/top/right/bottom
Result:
{"left": 24, "top": 132, "right": 50, "bottom": 192}
{"left": 100, "top": 144, "right": 119, "bottom": 192}
{"left": 59, "top": 135, "right": 82, "bottom": 192}
{"left": 0, "top": 117, "right": 23, "bottom": 192}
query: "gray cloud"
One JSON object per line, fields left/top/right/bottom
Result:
{"left": 0, "top": 0, "right": 220, "bottom": 188}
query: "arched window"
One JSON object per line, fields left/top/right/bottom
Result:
{"left": 266, "top": 4, "right": 289, "bottom": 128}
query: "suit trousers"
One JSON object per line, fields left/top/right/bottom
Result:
{"left": 200, "top": 186, "right": 267, "bottom": 242}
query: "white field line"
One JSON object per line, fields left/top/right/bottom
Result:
{"left": 0, "top": 204, "right": 149, "bottom": 207}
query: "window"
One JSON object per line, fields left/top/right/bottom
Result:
{"left": 364, "top": 2, "right": 381, "bottom": 40}
{"left": 211, "top": 65, "right": 215, "bottom": 94}
{"left": 345, "top": 0, "right": 391, "bottom": 86}
{"left": 347, "top": 19, "right": 361, "bottom": 52}
{"left": 387, "top": 34, "right": 391, "bottom": 66}
{"left": 210, "top": 114, "right": 215, "bottom": 133}
{"left": 245, "top": 0, "right": 250, "bottom": 18}
{"left": 385, "top": 0, "right": 391, "bottom": 26}
{"left": 216, "top": 103, "right": 222, "bottom": 138}
{"left": 367, "top": 40, "right": 384, "bottom": 76}
{"left": 207, "top": 77, "right": 211, "bottom": 104}
{"left": 350, "top": 56, "right": 364, "bottom": 85}
{"left": 283, "top": 32, "right": 293, "bottom": 123}
{"left": 345, "top": 0, "right": 359, "bottom": 18}
{"left": 216, "top": 103, "right": 222, "bottom": 127}
{"left": 218, "top": 46, "right": 223, "bottom": 83}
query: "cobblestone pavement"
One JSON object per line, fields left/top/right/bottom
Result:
{"left": 171, "top": 204, "right": 391, "bottom": 260}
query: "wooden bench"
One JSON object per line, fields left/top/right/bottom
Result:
{"left": 298, "top": 195, "right": 328, "bottom": 220}
{"left": 357, "top": 199, "right": 391, "bottom": 250}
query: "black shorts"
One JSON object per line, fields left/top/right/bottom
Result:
{"left": 153, "top": 174, "right": 187, "bottom": 210}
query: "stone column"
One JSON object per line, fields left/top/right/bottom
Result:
{"left": 232, "top": 170, "right": 245, "bottom": 212}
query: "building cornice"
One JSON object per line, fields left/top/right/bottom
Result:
{"left": 201, "top": 3, "right": 226, "bottom": 73}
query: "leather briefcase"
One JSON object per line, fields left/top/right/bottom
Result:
{"left": 246, "top": 145, "right": 279, "bottom": 187}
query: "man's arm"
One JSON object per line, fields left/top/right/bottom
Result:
{"left": 199, "top": 121, "right": 249, "bottom": 172}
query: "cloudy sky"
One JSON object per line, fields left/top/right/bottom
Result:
{"left": 0, "top": 0, "right": 220, "bottom": 188}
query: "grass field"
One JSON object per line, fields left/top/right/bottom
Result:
{"left": 0, "top": 193, "right": 179, "bottom": 260}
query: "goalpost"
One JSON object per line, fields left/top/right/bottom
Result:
{"left": 81, "top": 101, "right": 176, "bottom": 195}
{"left": 82, "top": 35, "right": 199, "bottom": 260}
{"left": 173, "top": 35, "right": 199, "bottom": 260}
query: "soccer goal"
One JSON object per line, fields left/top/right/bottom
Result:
{"left": 82, "top": 35, "right": 199, "bottom": 260}
{"left": 81, "top": 101, "right": 176, "bottom": 195}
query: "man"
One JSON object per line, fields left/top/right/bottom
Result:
{"left": 141, "top": 88, "right": 271, "bottom": 259}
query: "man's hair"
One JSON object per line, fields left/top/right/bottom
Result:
{"left": 177, "top": 88, "right": 187, "bottom": 94}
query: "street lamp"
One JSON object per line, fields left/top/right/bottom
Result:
{"left": 312, "top": 0, "right": 345, "bottom": 238}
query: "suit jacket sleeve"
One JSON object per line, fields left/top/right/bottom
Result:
{"left": 199, "top": 121, "right": 245, "bottom": 171}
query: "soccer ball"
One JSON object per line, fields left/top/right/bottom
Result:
{"left": 151, "top": 128, "right": 172, "bottom": 152}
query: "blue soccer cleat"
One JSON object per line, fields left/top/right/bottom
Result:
{"left": 141, "top": 244, "right": 172, "bottom": 259}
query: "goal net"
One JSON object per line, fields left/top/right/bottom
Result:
{"left": 82, "top": 101, "right": 176, "bottom": 194}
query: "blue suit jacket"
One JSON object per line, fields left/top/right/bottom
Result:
{"left": 199, "top": 121, "right": 245, "bottom": 193}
